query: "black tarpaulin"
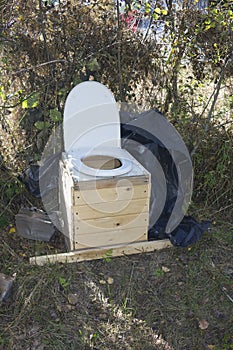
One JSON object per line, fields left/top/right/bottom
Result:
{"left": 120, "top": 109, "right": 211, "bottom": 246}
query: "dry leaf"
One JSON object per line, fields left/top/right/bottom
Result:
{"left": 9, "top": 227, "right": 16, "bottom": 234}
{"left": 199, "top": 319, "right": 209, "bottom": 330}
{"left": 161, "top": 266, "right": 170, "bottom": 273}
{"left": 107, "top": 277, "right": 114, "bottom": 285}
{"left": 68, "top": 293, "right": 79, "bottom": 305}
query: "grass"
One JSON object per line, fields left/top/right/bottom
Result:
{"left": 0, "top": 217, "right": 232, "bottom": 350}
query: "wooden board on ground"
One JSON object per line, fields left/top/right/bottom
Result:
{"left": 30, "top": 239, "right": 172, "bottom": 266}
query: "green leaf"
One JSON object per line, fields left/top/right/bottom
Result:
{"left": 154, "top": 7, "right": 161, "bottom": 14}
{"left": 0, "top": 91, "right": 6, "bottom": 101}
{"left": 86, "top": 58, "right": 100, "bottom": 71}
{"left": 49, "top": 108, "right": 62, "bottom": 122}
{"left": 58, "top": 277, "right": 69, "bottom": 289}
{"left": 57, "top": 88, "right": 67, "bottom": 96}
{"left": 145, "top": 2, "right": 151, "bottom": 14}
{"left": 153, "top": 13, "right": 159, "bottom": 20}
{"left": 73, "top": 77, "right": 82, "bottom": 86}
{"left": 161, "top": 9, "right": 168, "bottom": 15}
{"left": 0, "top": 214, "right": 8, "bottom": 228}
{"left": 154, "top": 268, "right": 165, "bottom": 278}
{"left": 103, "top": 249, "right": 113, "bottom": 262}
{"left": 34, "top": 121, "right": 50, "bottom": 130}
{"left": 22, "top": 92, "right": 40, "bottom": 109}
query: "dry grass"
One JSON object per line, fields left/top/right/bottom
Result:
{"left": 0, "top": 215, "right": 232, "bottom": 350}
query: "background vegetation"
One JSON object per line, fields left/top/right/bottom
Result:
{"left": 0, "top": 0, "right": 232, "bottom": 222}
{"left": 0, "top": 1, "right": 232, "bottom": 349}
{"left": 0, "top": 0, "right": 232, "bottom": 225}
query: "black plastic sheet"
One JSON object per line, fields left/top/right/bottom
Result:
{"left": 120, "top": 109, "right": 211, "bottom": 246}
{"left": 16, "top": 207, "right": 55, "bottom": 241}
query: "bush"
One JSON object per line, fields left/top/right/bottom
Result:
{"left": 0, "top": 0, "right": 232, "bottom": 222}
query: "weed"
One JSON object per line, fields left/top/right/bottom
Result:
{"left": 103, "top": 249, "right": 113, "bottom": 262}
{"left": 0, "top": 214, "right": 8, "bottom": 228}
{"left": 58, "top": 276, "right": 69, "bottom": 292}
{"left": 154, "top": 268, "right": 165, "bottom": 278}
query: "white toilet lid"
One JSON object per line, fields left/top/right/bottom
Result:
{"left": 64, "top": 81, "right": 121, "bottom": 153}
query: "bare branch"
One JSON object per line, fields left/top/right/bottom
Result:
{"left": 191, "top": 53, "right": 233, "bottom": 157}
{"left": 12, "top": 59, "right": 68, "bottom": 75}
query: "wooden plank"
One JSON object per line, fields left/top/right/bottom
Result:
{"left": 74, "top": 198, "right": 149, "bottom": 220}
{"left": 59, "top": 161, "right": 75, "bottom": 250}
{"left": 30, "top": 239, "right": 172, "bottom": 266}
{"left": 74, "top": 226, "right": 147, "bottom": 249}
{"left": 75, "top": 211, "right": 148, "bottom": 234}
{"left": 74, "top": 175, "right": 150, "bottom": 190}
{"left": 73, "top": 183, "right": 150, "bottom": 206}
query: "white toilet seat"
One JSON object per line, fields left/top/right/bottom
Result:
{"left": 63, "top": 82, "right": 132, "bottom": 178}
{"left": 68, "top": 148, "right": 132, "bottom": 177}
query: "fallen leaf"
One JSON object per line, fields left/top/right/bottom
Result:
{"left": 56, "top": 304, "right": 62, "bottom": 312}
{"left": 99, "top": 313, "right": 108, "bottom": 320}
{"left": 107, "top": 277, "right": 114, "bottom": 285}
{"left": 68, "top": 293, "right": 79, "bottom": 305}
{"left": 161, "top": 266, "right": 170, "bottom": 273}
{"left": 99, "top": 279, "right": 106, "bottom": 285}
{"left": 19, "top": 253, "right": 27, "bottom": 257}
{"left": 199, "top": 319, "right": 209, "bottom": 330}
{"left": 64, "top": 304, "right": 74, "bottom": 312}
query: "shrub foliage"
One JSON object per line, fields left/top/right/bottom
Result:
{"left": 0, "top": 0, "right": 232, "bottom": 219}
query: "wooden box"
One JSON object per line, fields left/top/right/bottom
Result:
{"left": 59, "top": 151, "right": 151, "bottom": 251}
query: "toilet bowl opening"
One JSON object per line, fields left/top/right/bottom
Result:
{"left": 81, "top": 155, "right": 122, "bottom": 170}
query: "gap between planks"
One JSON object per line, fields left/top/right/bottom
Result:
{"left": 30, "top": 239, "right": 172, "bottom": 266}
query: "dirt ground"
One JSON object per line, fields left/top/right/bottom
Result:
{"left": 0, "top": 217, "right": 232, "bottom": 350}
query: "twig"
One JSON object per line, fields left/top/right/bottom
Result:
{"left": 0, "top": 193, "right": 18, "bottom": 217}
{"left": 142, "top": 8, "right": 154, "bottom": 42}
{"left": 2, "top": 241, "right": 18, "bottom": 258}
{"left": 212, "top": 120, "right": 233, "bottom": 129}
{"left": 38, "top": 0, "right": 50, "bottom": 62}
{"left": 191, "top": 53, "right": 233, "bottom": 156}
{"left": 124, "top": 262, "right": 135, "bottom": 307}
{"left": 211, "top": 203, "right": 233, "bottom": 215}
{"left": 13, "top": 59, "right": 68, "bottom": 75}
{"left": 221, "top": 287, "right": 233, "bottom": 303}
